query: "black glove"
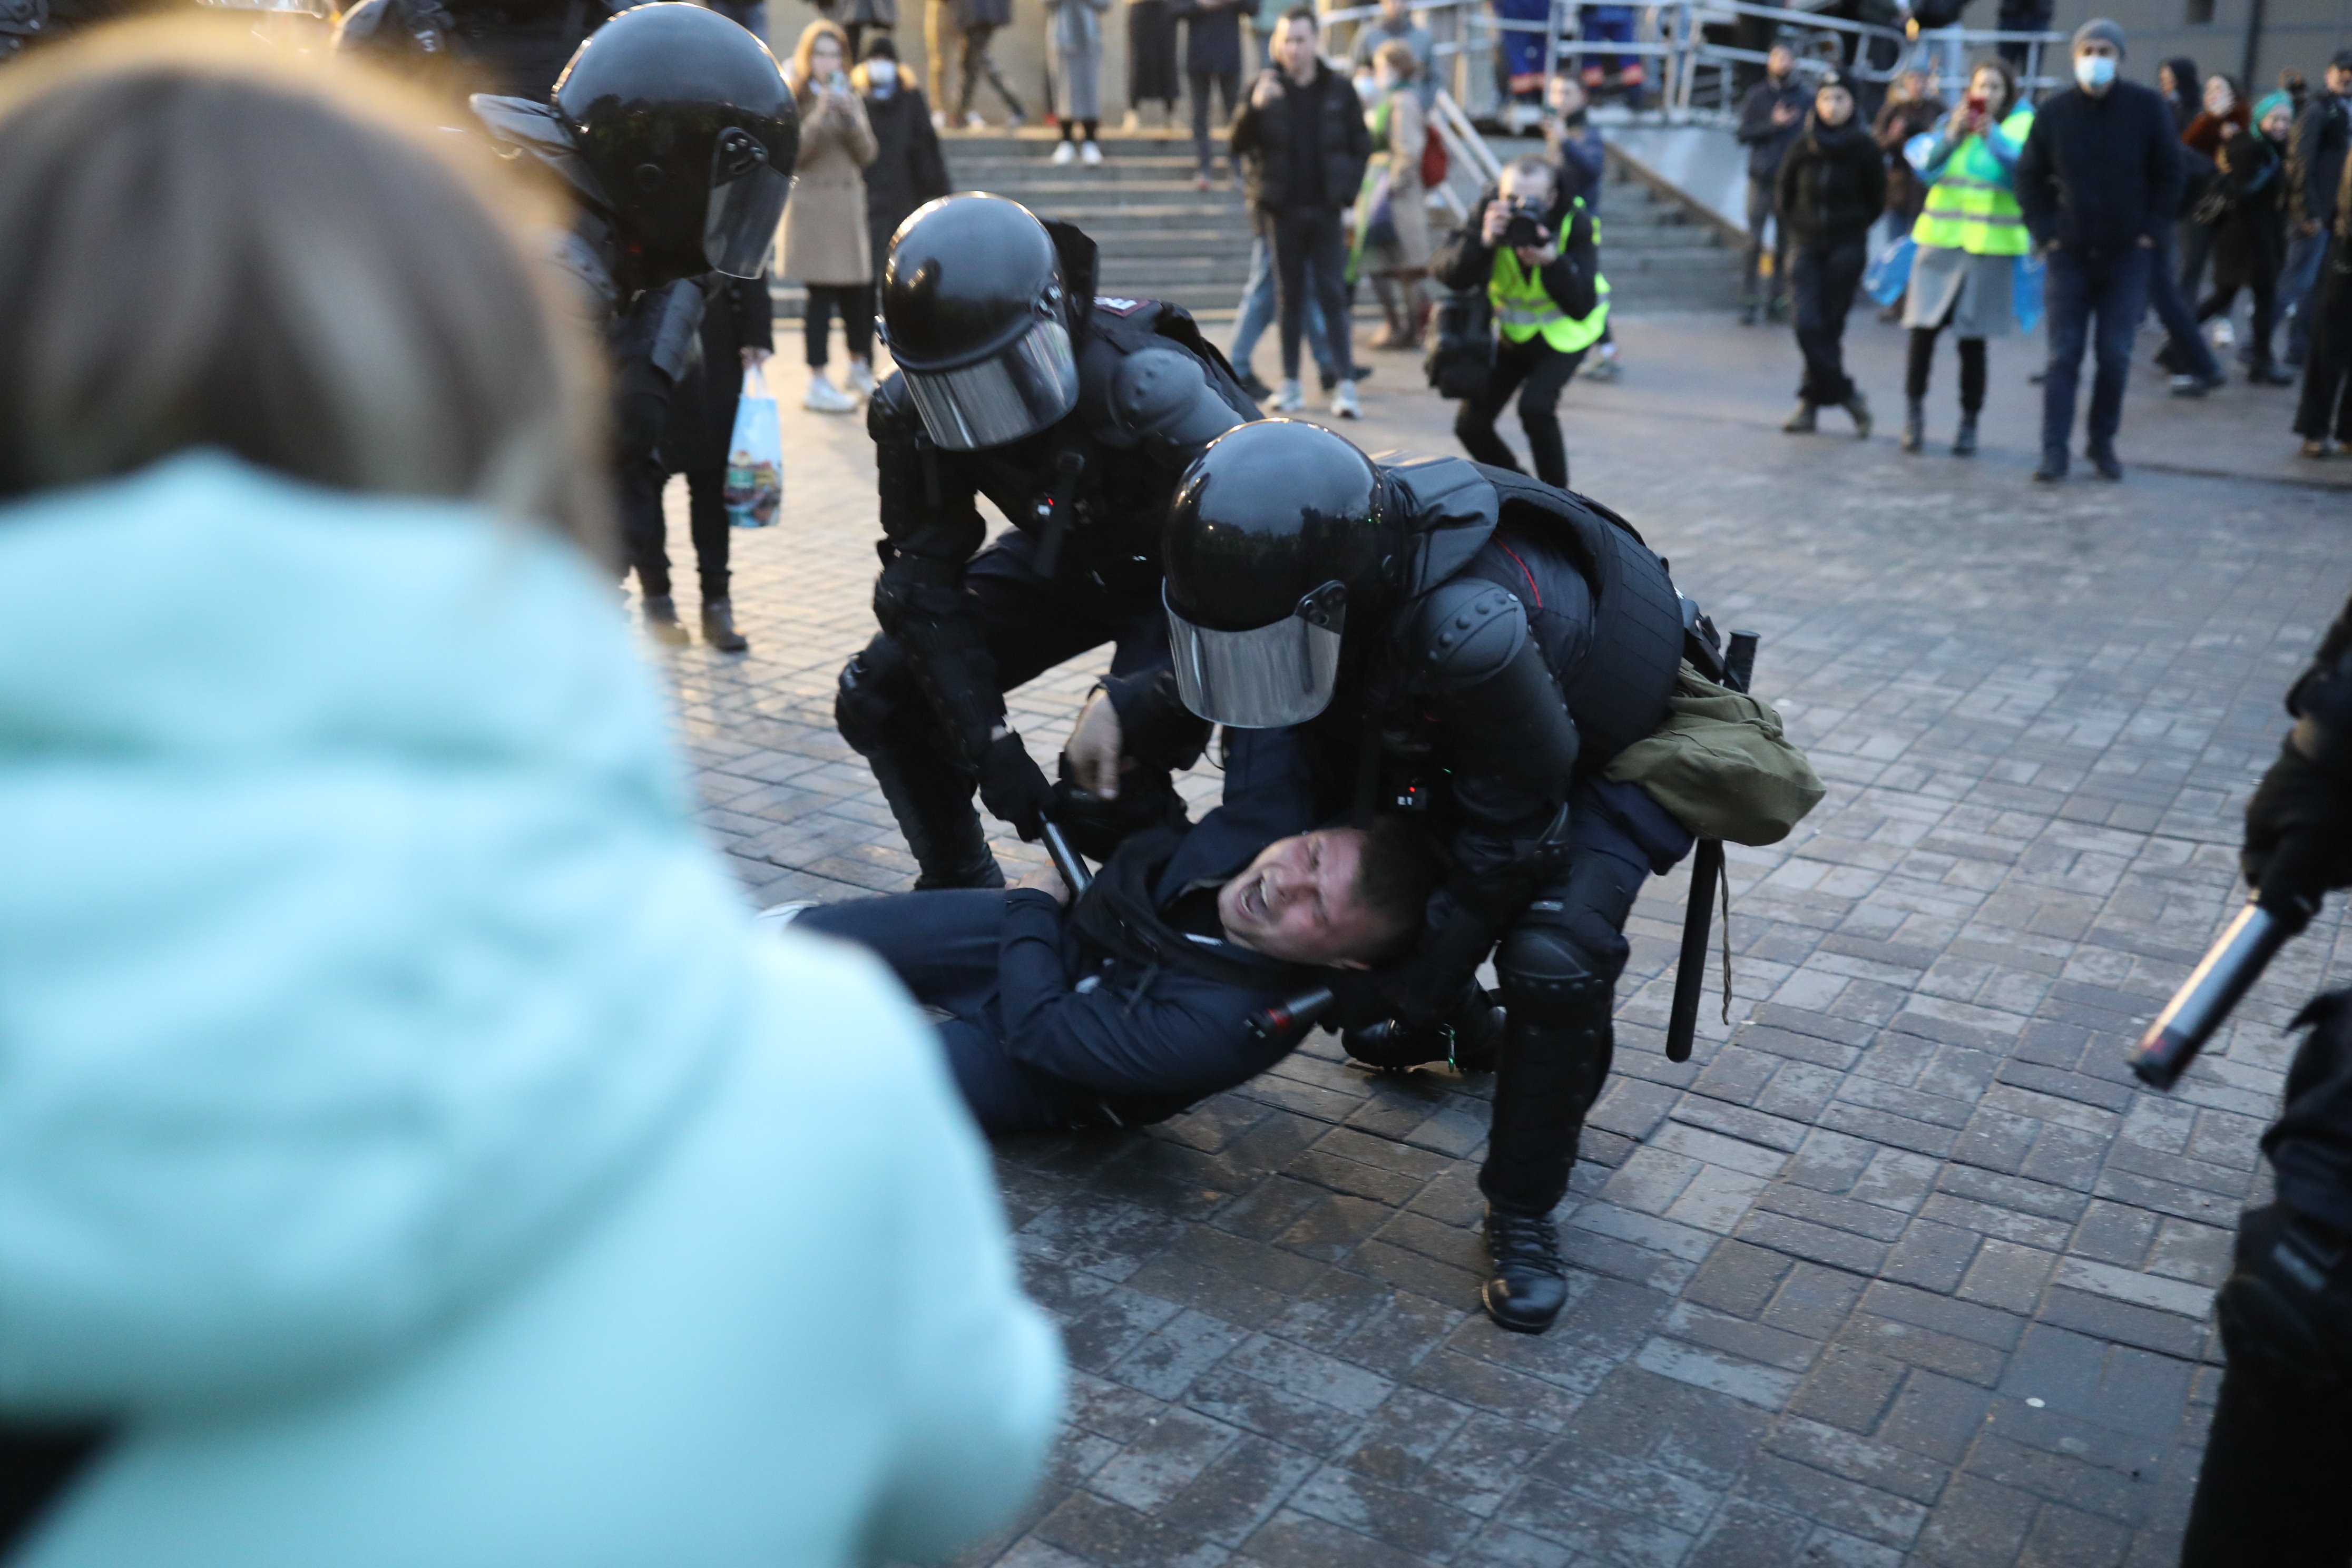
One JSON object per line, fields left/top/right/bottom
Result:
{"left": 2243, "top": 739, "right": 2352, "bottom": 913}
{"left": 1343, "top": 985, "right": 1505, "bottom": 1072}
{"left": 1046, "top": 775, "right": 1185, "bottom": 863}
{"left": 977, "top": 732, "right": 1051, "bottom": 842}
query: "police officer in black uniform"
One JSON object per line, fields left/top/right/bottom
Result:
{"left": 2180, "top": 590, "right": 2352, "bottom": 1567}
{"left": 1150, "top": 419, "right": 1698, "bottom": 1334}
{"left": 468, "top": 3, "right": 795, "bottom": 614}
{"left": 837, "top": 193, "right": 1260, "bottom": 889}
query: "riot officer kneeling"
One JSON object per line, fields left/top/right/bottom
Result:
{"left": 836, "top": 194, "right": 1260, "bottom": 890}
{"left": 1149, "top": 420, "right": 1710, "bottom": 1335}
{"left": 469, "top": 3, "right": 796, "bottom": 626}
{"left": 2180, "top": 590, "right": 2352, "bottom": 1567}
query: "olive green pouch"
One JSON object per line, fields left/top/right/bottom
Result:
{"left": 1603, "top": 661, "right": 1824, "bottom": 846}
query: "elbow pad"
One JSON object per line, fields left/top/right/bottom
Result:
{"left": 1406, "top": 580, "right": 1579, "bottom": 787}
{"left": 1108, "top": 347, "right": 1249, "bottom": 464}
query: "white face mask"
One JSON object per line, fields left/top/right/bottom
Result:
{"left": 2075, "top": 53, "right": 2116, "bottom": 91}
{"left": 866, "top": 57, "right": 898, "bottom": 90}
{"left": 1353, "top": 71, "right": 1378, "bottom": 102}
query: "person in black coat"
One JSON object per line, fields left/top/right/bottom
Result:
{"left": 2196, "top": 95, "right": 2296, "bottom": 384}
{"left": 856, "top": 37, "right": 951, "bottom": 295}
{"left": 1177, "top": 0, "right": 1245, "bottom": 185}
{"left": 2014, "top": 18, "right": 2183, "bottom": 480}
{"left": 1734, "top": 42, "right": 1808, "bottom": 324}
{"left": 652, "top": 273, "right": 774, "bottom": 652}
{"left": 1774, "top": 72, "right": 1885, "bottom": 435}
{"left": 1227, "top": 6, "right": 1371, "bottom": 413}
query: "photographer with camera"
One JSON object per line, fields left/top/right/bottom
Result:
{"left": 1429, "top": 154, "right": 1606, "bottom": 488}
{"left": 2175, "top": 583, "right": 2352, "bottom": 1566}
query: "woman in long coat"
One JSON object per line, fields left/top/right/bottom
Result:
{"left": 1045, "top": 0, "right": 1110, "bottom": 163}
{"left": 781, "top": 18, "right": 880, "bottom": 411}
{"left": 1352, "top": 40, "right": 1432, "bottom": 348}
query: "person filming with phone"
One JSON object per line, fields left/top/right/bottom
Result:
{"left": 1430, "top": 153, "right": 1607, "bottom": 488}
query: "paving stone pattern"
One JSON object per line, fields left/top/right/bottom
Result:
{"left": 659, "top": 315, "right": 2350, "bottom": 1567}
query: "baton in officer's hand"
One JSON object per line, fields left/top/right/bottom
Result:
{"left": 1041, "top": 818, "right": 1092, "bottom": 897}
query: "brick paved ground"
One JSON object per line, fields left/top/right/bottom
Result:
{"left": 661, "top": 312, "right": 2350, "bottom": 1567}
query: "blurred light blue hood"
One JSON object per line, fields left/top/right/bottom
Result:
{"left": 0, "top": 455, "right": 752, "bottom": 1417}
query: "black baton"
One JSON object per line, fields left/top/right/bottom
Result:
{"left": 2131, "top": 891, "right": 2316, "bottom": 1090}
{"left": 1042, "top": 818, "right": 1092, "bottom": 897}
{"left": 1665, "top": 629, "right": 1759, "bottom": 1064}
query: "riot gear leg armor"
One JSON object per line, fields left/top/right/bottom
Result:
{"left": 837, "top": 640, "right": 1004, "bottom": 889}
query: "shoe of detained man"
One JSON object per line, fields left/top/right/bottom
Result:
{"left": 805, "top": 375, "right": 858, "bottom": 414}
{"left": 1482, "top": 1208, "right": 1570, "bottom": 1334}
{"left": 1331, "top": 381, "right": 1361, "bottom": 418}
{"left": 1272, "top": 379, "right": 1305, "bottom": 413}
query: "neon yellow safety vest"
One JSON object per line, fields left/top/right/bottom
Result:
{"left": 1911, "top": 107, "right": 2034, "bottom": 257}
{"left": 1490, "top": 202, "right": 1610, "bottom": 352}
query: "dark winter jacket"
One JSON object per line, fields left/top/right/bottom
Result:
{"left": 860, "top": 82, "right": 953, "bottom": 272}
{"left": 1430, "top": 177, "right": 1601, "bottom": 320}
{"left": 1547, "top": 113, "right": 1608, "bottom": 210}
{"left": 1874, "top": 93, "right": 1944, "bottom": 222}
{"left": 1174, "top": 0, "right": 1243, "bottom": 78}
{"left": 1736, "top": 72, "right": 1809, "bottom": 182}
{"left": 1228, "top": 61, "right": 1371, "bottom": 212}
{"left": 2014, "top": 79, "right": 2184, "bottom": 254}
{"left": 657, "top": 273, "right": 775, "bottom": 475}
{"left": 2290, "top": 92, "right": 2351, "bottom": 230}
{"left": 1775, "top": 113, "right": 1888, "bottom": 246}
{"left": 2203, "top": 125, "right": 2287, "bottom": 287}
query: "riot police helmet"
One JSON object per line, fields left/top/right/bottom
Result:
{"left": 876, "top": 193, "right": 1080, "bottom": 451}
{"left": 1161, "top": 420, "right": 1395, "bottom": 728}
{"left": 553, "top": 3, "right": 797, "bottom": 282}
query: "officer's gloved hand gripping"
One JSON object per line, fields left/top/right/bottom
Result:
{"left": 2244, "top": 607, "right": 2352, "bottom": 915}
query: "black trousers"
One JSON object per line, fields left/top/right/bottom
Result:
{"left": 796, "top": 890, "right": 1097, "bottom": 1132}
{"left": 1482, "top": 783, "right": 1671, "bottom": 1214}
{"left": 1905, "top": 321, "right": 1987, "bottom": 412}
{"left": 2181, "top": 1344, "right": 2352, "bottom": 1566}
{"left": 629, "top": 466, "right": 733, "bottom": 603}
{"left": 837, "top": 529, "right": 1172, "bottom": 883}
{"left": 1190, "top": 67, "right": 1239, "bottom": 175}
{"left": 1789, "top": 236, "right": 1866, "bottom": 406}
{"left": 1270, "top": 205, "right": 1354, "bottom": 381}
{"left": 804, "top": 283, "right": 874, "bottom": 368}
{"left": 1454, "top": 331, "right": 1585, "bottom": 488}
{"left": 2297, "top": 247, "right": 2352, "bottom": 442}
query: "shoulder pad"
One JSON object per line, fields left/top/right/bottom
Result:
{"left": 1109, "top": 346, "right": 1249, "bottom": 458}
{"left": 868, "top": 370, "right": 922, "bottom": 440}
{"left": 1403, "top": 579, "right": 1528, "bottom": 692}
{"left": 1385, "top": 456, "right": 1500, "bottom": 591}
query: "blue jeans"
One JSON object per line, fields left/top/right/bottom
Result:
{"left": 1229, "top": 229, "right": 1335, "bottom": 380}
{"left": 2282, "top": 227, "right": 2330, "bottom": 365}
{"left": 2147, "top": 230, "right": 2220, "bottom": 381}
{"left": 2043, "top": 243, "right": 2153, "bottom": 458}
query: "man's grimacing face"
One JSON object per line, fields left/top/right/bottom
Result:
{"left": 1216, "top": 829, "right": 1404, "bottom": 968}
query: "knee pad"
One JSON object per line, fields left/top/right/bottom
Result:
{"left": 834, "top": 638, "right": 919, "bottom": 756}
{"left": 1496, "top": 918, "right": 1618, "bottom": 1028}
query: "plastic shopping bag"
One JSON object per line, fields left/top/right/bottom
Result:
{"left": 2012, "top": 251, "right": 2045, "bottom": 334}
{"left": 1863, "top": 234, "right": 1915, "bottom": 308}
{"left": 723, "top": 365, "right": 781, "bottom": 528}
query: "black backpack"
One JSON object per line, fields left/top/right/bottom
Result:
{"left": 1423, "top": 288, "right": 1494, "bottom": 401}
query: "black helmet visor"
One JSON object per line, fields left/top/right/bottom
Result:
{"left": 704, "top": 126, "right": 791, "bottom": 278}
{"left": 1165, "top": 582, "right": 1346, "bottom": 728}
{"left": 901, "top": 317, "right": 1080, "bottom": 450}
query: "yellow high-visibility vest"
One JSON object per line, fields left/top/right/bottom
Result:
{"left": 1490, "top": 200, "right": 1610, "bottom": 352}
{"left": 1912, "top": 107, "right": 2034, "bottom": 257}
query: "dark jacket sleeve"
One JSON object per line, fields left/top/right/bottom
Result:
{"left": 1737, "top": 81, "right": 1779, "bottom": 145}
{"left": 1228, "top": 91, "right": 1266, "bottom": 157}
{"left": 910, "top": 92, "right": 953, "bottom": 200}
{"left": 2013, "top": 105, "right": 2055, "bottom": 246}
{"left": 2144, "top": 96, "right": 2184, "bottom": 243}
{"left": 994, "top": 892, "right": 1266, "bottom": 1101}
{"left": 1860, "top": 136, "right": 1888, "bottom": 224}
{"left": 1773, "top": 138, "right": 1804, "bottom": 221}
{"left": 1338, "top": 77, "right": 1374, "bottom": 191}
{"left": 1430, "top": 183, "right": 1499, "bottom": 290}
{"left": 868, "top": 379, "right": 1005, "bottom": 759}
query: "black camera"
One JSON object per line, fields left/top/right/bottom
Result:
{"left": 1501, "top": 197, "right": 1550, "bottom": 250}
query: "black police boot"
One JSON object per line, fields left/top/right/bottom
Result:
{"left": 1482, "top": 1206, "right": 1570, "bottom": 1334}
{"left": 700, "top": 598, "right": 749, "bottom": 653}
{"left": 641, "top": 594, "right": 690, "bottom": 646}
{"left": 862, "top": 746, "right": 1004, "bottom": 889}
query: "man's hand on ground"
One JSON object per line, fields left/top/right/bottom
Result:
{"left": 1062, "top": 688, "right": 1128, "bottom": 800}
